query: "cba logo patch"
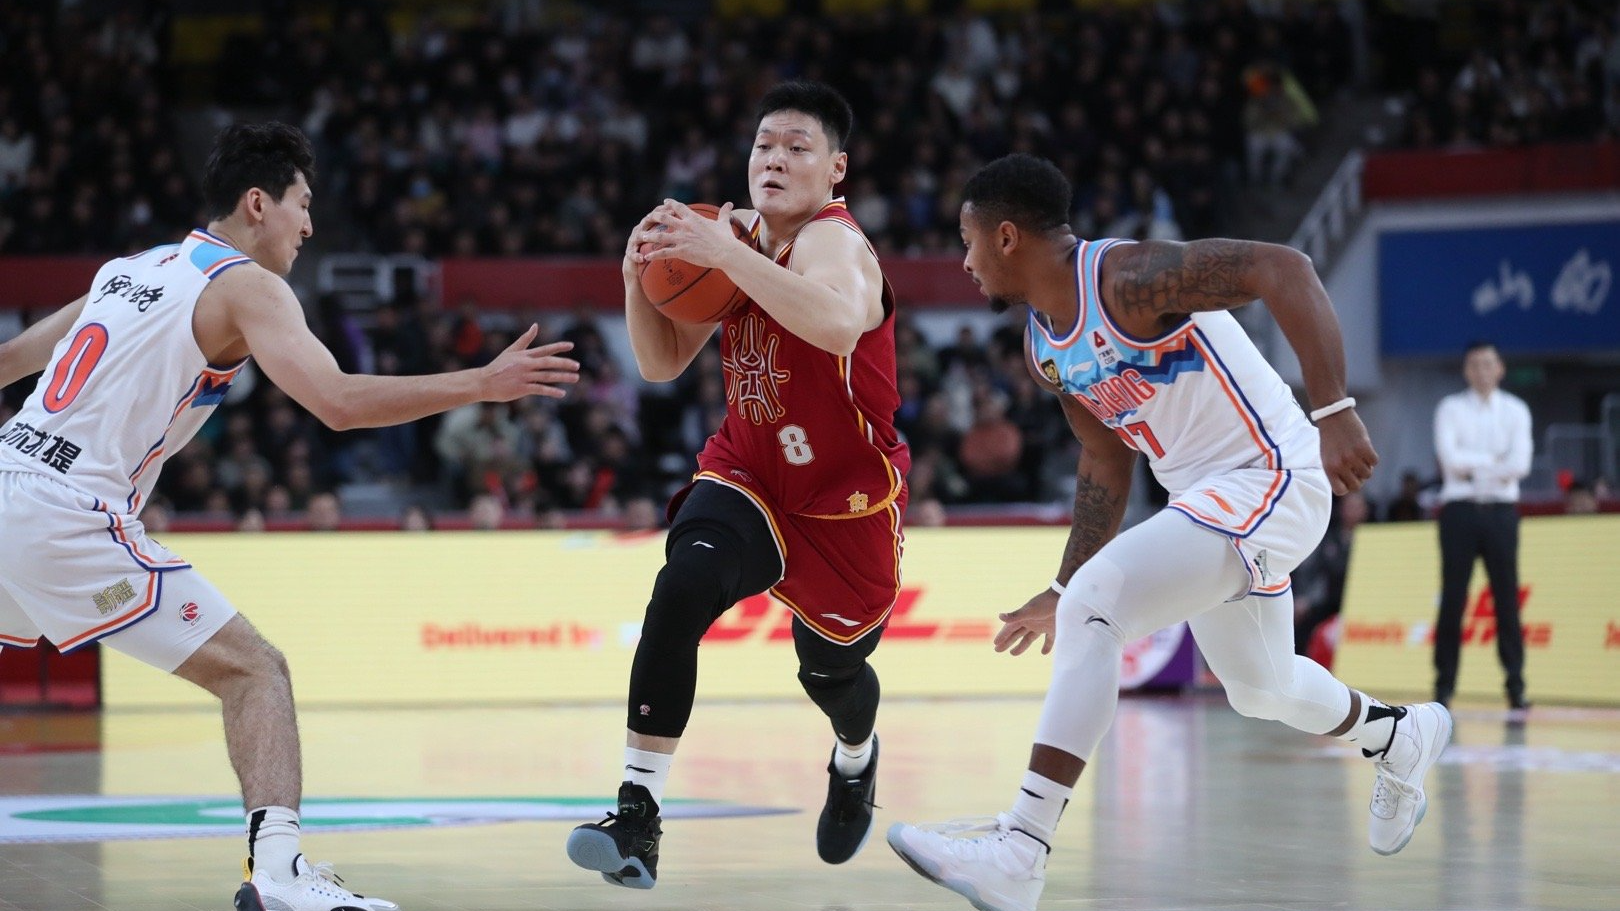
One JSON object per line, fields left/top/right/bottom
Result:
{"left": 180, "top": 602, "right": 201, "bottom": 625}
{"left": 1040, "top": 358, "right": 1061, "bottom": 387}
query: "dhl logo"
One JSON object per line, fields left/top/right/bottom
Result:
{"left": 1344, "top": 585, "right": 1550, "bottom": 647}
{"left": 1457, "top": 585, "right": 1550, "bottom": 647}
{"left": 701, "top": 587, "right": 993, "bottom": 643}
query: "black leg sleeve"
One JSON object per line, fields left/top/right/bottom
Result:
{"left": 794, "top": 617, "right": 884, "bottom": 745}
{"left": 626, "top": 482, "right": 783, "bottom": 737}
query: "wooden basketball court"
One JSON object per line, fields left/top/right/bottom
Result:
{"left": 2, "top": 695, "right": 1617, "bottom": 910}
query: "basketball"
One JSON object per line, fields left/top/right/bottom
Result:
{"left": 638, "top": 203, "right": 751, "bottom": 323}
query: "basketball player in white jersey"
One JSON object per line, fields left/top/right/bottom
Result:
{"left": 0, "top": 122, "right": 579, "bottom": 911}
{"left": 886, "top": 155, "right": 1451, "bottom": 911}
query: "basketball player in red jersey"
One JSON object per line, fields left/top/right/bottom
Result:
{"left": 566, "top": 80, "right": 908, "bottom": 889}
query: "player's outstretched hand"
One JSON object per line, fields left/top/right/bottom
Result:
{"left": 1318, "top": 408, "right": 1378, "bottom": 495}
{"left": 639, "top": 199, "right": 743, "bottom": 270}
{"left": 995, "top": 589, "right": 1059, "bottom": 657}
{"left": 480, "top": 326, "right": 580, "bottom": 401}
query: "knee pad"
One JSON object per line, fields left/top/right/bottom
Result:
{"left": 798, "top": 660, "right": 862, "bottom": 694}
{"left": 798, "top": 661, "right": 879, "bottom": 742}
{"left": 1056, "top": 555, "right": 1130, "bottom": 646}
{"left": 640, "top": 531, "right": 746, "bottom": 646}
{"left": 1222, "top": 678, "right": 1290, "bottom": 721}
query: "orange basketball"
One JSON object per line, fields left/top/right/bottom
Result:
{"left": 637, "top": 203, "right": 751, "bottom": 323}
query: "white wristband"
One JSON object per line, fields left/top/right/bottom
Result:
{"left": 1049, "top": 579, "right": 1066, "bottom": 595}
{"left": 1309, "top": 397, "right": 1356, "bottom": 423}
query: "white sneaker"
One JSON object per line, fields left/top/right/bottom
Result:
{"left": 1368, "top": 702, "right": 1453, "bottom": 855}
{"left": 886, "top": 814, "right": 1049, "bottom": 911}
{"left": 234, "top": 854, "right": 400, "bottom": 911}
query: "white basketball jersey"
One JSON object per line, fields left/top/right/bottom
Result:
{"left": 0, "top": 230, "right": 251, "bottom": 515}
{"left": 1027, "top": 239, "right": 1320, "bottom": 495}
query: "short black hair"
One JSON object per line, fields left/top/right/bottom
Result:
{"left": 961, "top": 154, "right": 1072, "bottom": 233}
{"left": 756, "top": 80, "right": 854, "bottom": 151}
{"left": 202, "top": 121, "right": 316, "bottom": 219}
{"left": 1464, "top": 340, "right": 1498, "bottom": 357}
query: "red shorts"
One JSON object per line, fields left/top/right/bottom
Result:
{"left": 688, "top": 469, "right": 905, "bottom": 644}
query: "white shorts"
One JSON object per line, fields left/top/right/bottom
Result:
{"left": 0, "top": 469, "right": 235, "bottom": 672}
{"left": 1167, "top": 466, "right": 1331, "bottom": 600}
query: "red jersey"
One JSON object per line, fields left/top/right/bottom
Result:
{"left": 696, "top": 199, "right": 910, "bottom": 519}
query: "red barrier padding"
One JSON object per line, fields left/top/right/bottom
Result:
{"left": 1363, "top": 141, "right": 1620, "bottom": 200}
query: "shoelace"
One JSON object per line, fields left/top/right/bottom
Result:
{"left": 918, "top": 816, "right": 1003, "bottom": 837}
{"left": 306, "top": 861, "right": 346, "bottom": 887}
{"left": 1370, "top": 767, "right": 1420, "bottom": 818}
{"left": 830, "top": 778, "right": 881, "bottom": 822}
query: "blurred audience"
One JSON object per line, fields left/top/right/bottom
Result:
{"left": 1392, "top": 0, "right": 1618, "bottom": 149}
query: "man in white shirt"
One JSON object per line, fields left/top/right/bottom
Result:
{"left": 1432, "top": 341, "right": 1533, "bottom": 712}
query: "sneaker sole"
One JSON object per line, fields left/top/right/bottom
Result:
{"left": 565, "top": 828, "right": 656, "bottom": 890}
{"left": 886, "top": 824, "right": 1025, "bottom": 911}
{"left": 233, "top": 881, "right": 372, "bottom": 911}
{"left": 1372, "top": 705, "right": 1453, "bottom": 856}
{"left": 818, "top": 811, "right": 876, "bottom": 864}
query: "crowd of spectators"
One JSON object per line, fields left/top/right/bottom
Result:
{"left": 0, "top": 1, "right": 1360, "bottom": 258}
{"left": 1392, "top": 0, "right": 1620, "bottom": 149}
{"left": 0, "top": 2, "right": 199, "bottom": 255}
{"left": 280, "top": 1, "right": 1356, "bottom": 255}
{"left": 2, "top": 1, "right": 1615, "bottom": 530}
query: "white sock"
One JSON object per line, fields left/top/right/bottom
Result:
{"left": 1339, "top": 690, "right": 1407, "bottom": 758}
{"left": 1008, "top": 770, "right": 1071, "bottom": 844}
{"left": 246, "top": 806, "right": 301, "bottom": 884}
{"left": 624, "top": 747, "right": 674, "bottom": 806}
{"left": 833, "top": 733, "right": 874, "bottom": 777}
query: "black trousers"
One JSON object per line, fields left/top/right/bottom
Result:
{"left": 1434, "top": 501, "right": 1525, "bottom": 701}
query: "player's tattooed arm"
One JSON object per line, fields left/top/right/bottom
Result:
{"left": 1056, "top": 395, "right": 1134, "bottom": 581}
{"left": 994, "top": 390, "right": 1134, "bottom": 658}
{"left": 1106, "top": 238, "right": 1289, "bottom": 318}
{"left": 1021, "top": 341, "right": 1135, "bottom": 576}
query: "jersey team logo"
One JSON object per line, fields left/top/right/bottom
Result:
{"left": 722, "top": 312, "right": 791, "bottom": 425}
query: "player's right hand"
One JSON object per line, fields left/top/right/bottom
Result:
{"left": 994, "top": 590, "right": 1060, "bottom": 657}
{"left": 480, "top": 326, "right": 579, "bottom": 401}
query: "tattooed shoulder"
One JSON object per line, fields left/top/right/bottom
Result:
{"left": 1108, "top": 239, "right": 1259, "bottom": 318}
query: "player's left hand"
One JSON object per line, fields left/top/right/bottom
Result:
{"left": 994, "top": 590, "right": 1059, "bottom": 657}
{"left": 639, "top": 199, "right": 744, "bottom": 271}
{"left": 1318, "top": 408, "right": 1378, "bottom": 495}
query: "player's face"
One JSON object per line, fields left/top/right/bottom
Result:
{"left": 749, "top": 111, "right": 846, "bottom": 218}
{"left": 261, "top": 173, "right": 313, "bottom": 276}
{"left": 959, "top": 202, "right": 1022, "bottom": 314}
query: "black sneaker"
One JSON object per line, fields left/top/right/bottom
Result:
{"left": 566, "top": 782, "right": 662, "bottom": 889}
{"left": 817, "top": 735, "right": 879, "bottom": 864}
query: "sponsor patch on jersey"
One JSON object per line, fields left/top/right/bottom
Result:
{"left": 92, "top": 579, "right": 139, "bottom": 616}
{"left": 1089, "top": 330, "right": 1122, "bottom": 368}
